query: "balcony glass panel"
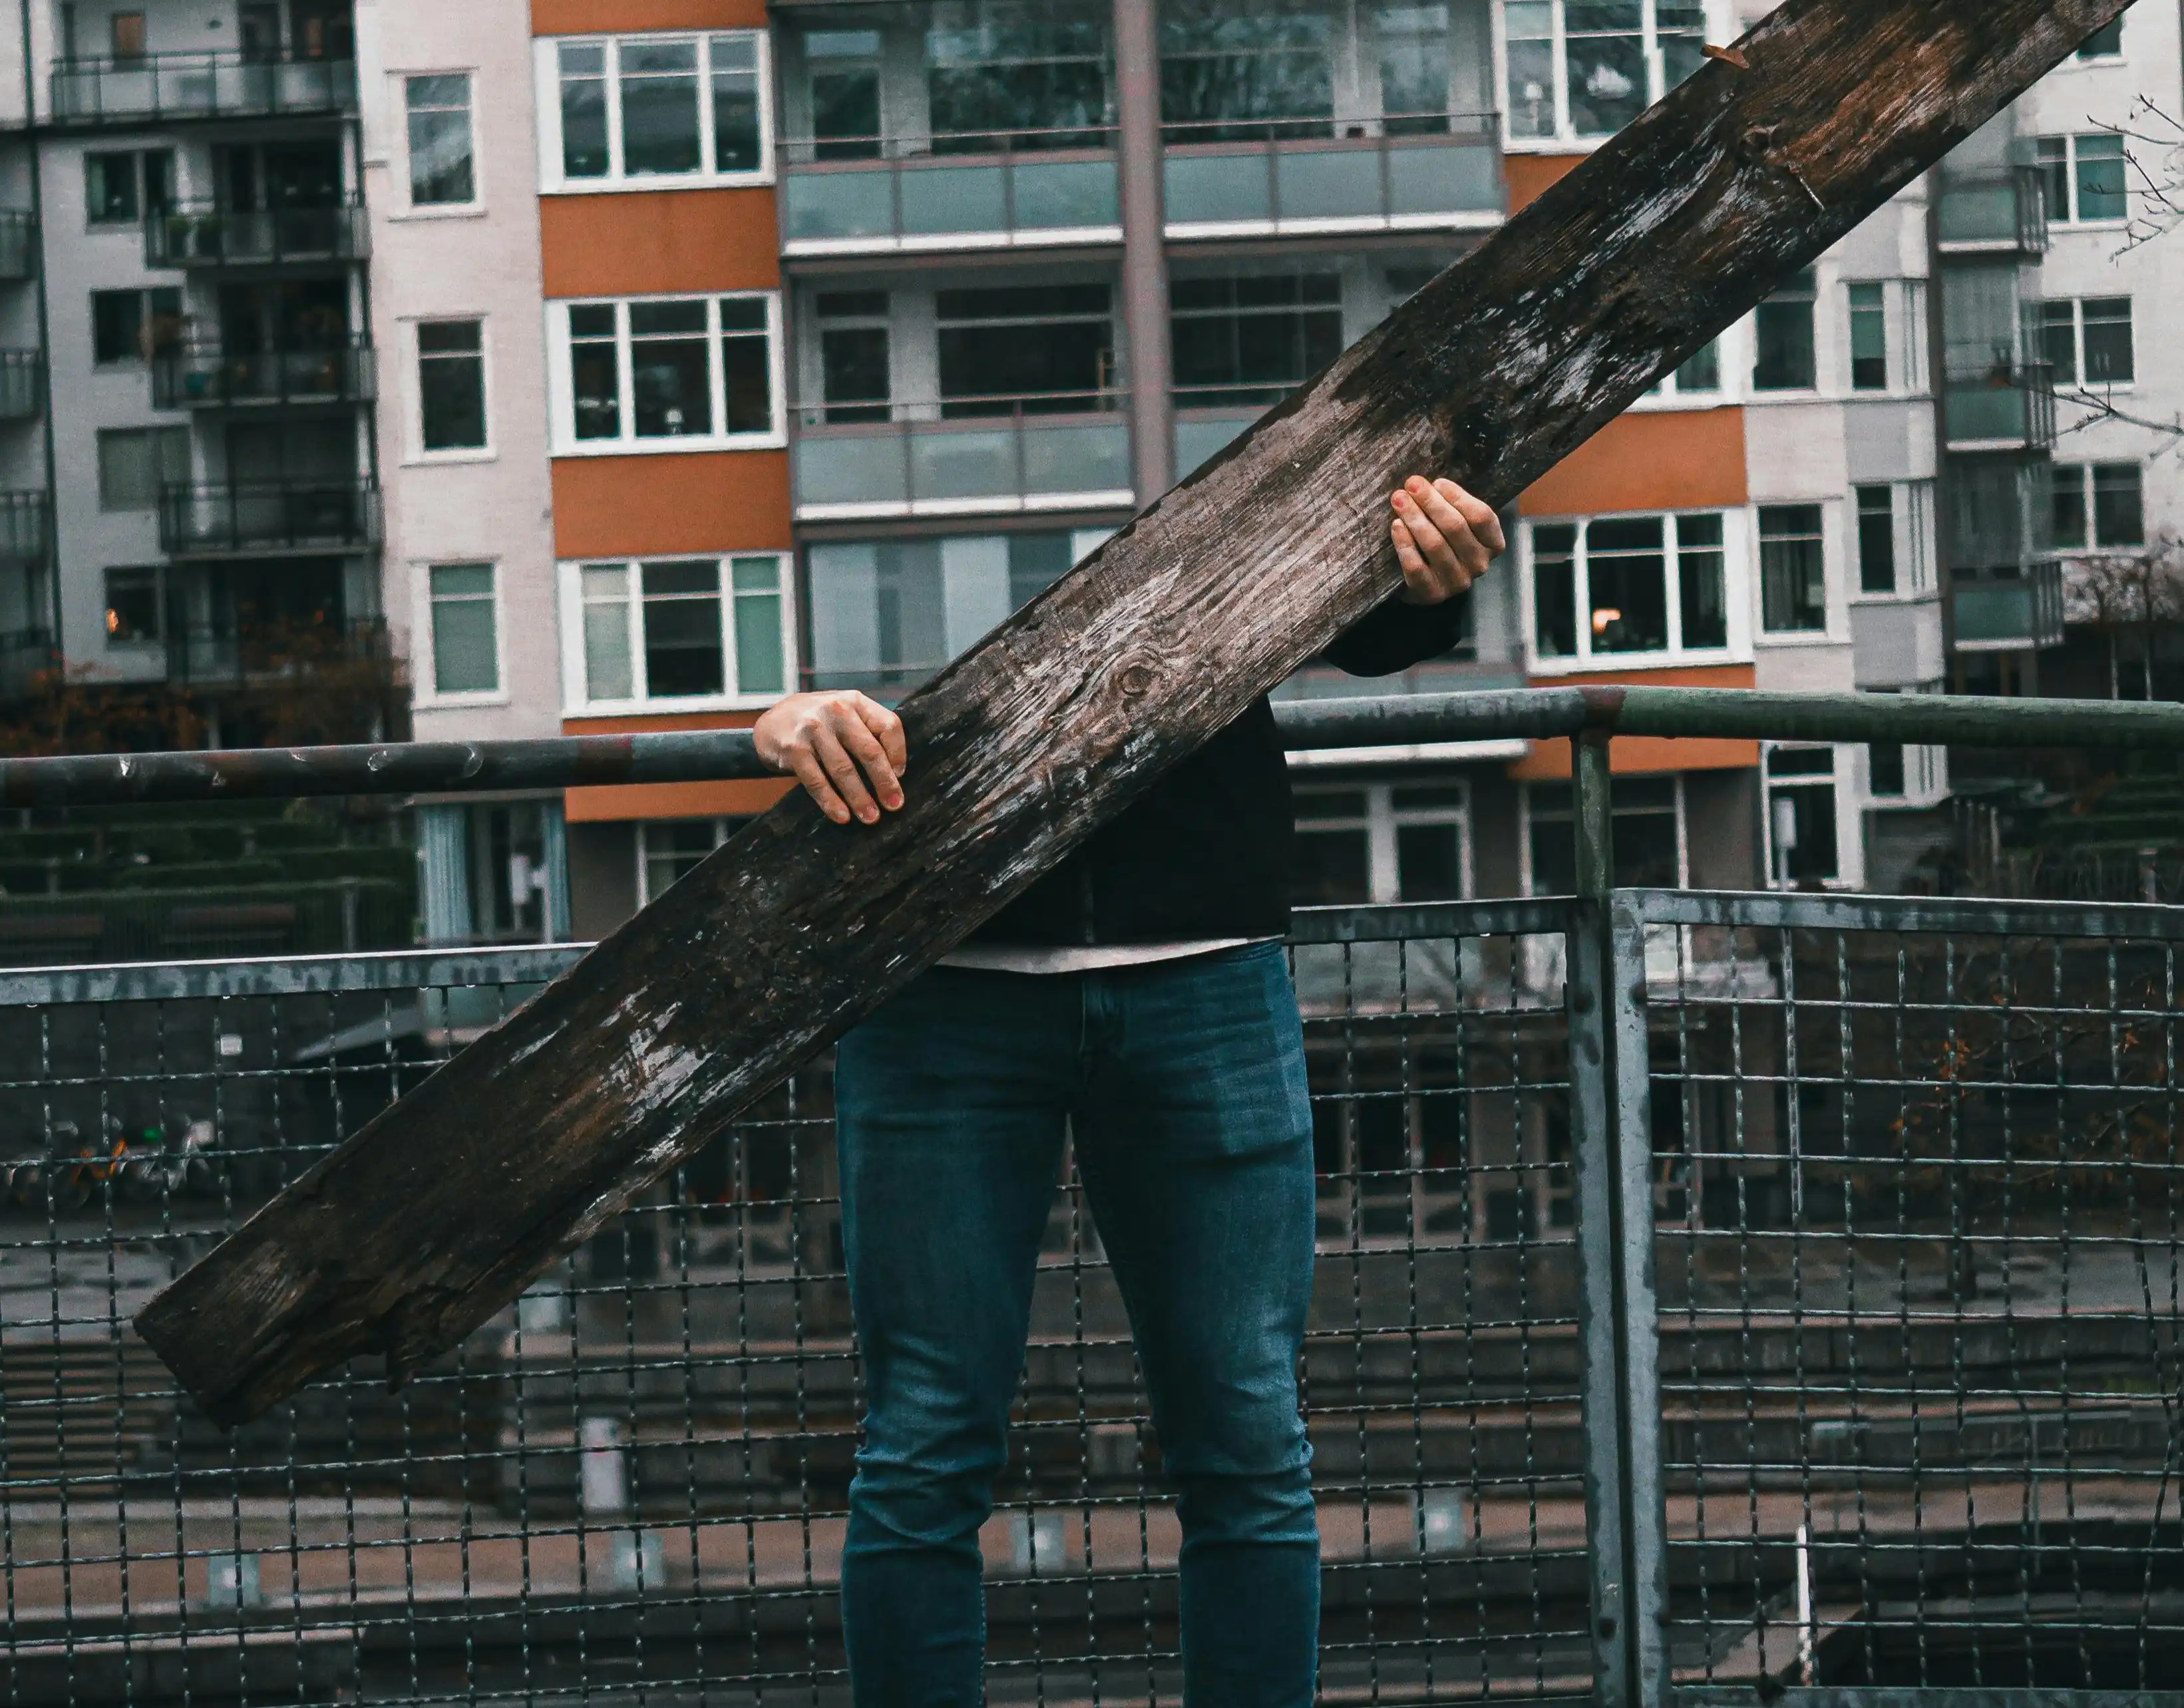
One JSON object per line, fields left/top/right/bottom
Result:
{"left": 793, "top": 436, "right": 909, "bottom": 508}
{"left": 51, "top": 52, "right": 355, "bottom": 122}
{"left": 782, "top": 172, "right": 895, "bottom": 242}
{"left": 1273, "top": 147, "right": 1381, "bottom": 219}
{"left": 1011, "top": 158, "right": 1119, "bottom": 228}
{"left": 898, "top": 164, "right": 1007, "bottom": 235}
{"left": 1938, "top": 183, "right": 2018, "bottom": 246}
{"left": 1164, "top": 153, "right": 1270, "bottom": 224}
{"left": 908, "top": 428, "right": 1017, "bottom": 500}
{"left": 1019, "top": 421, "right": 1130, "bottom": 494}
{"left": 1387, "top": 141, "right": 1497, "bottom": 214}
{"left": 1175, "top": 414, "right": 1255, "bottom": 476}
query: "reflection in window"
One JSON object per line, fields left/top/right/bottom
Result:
{"left": 806, "top": 29, "right": 882, "bottom": 158}
{"left": 1753, "top": 269, "right": 1817, "bottom": 391}
{"left": 1531, "top": 512, "right": 1729, "bottom": 662}
{"left": 569, "top": 303, "right": 621, "bottom": 441}
{"left": 1526, "top": 776, "right": 1681, "bottom": 894}
{"left": 1856, "top": 485, "right": 1897, "bottom": 594}
{"left": 1759, "top": 504, "right": 1827, "bottom": 632}
{"left": 927, "top": 3, "right": 1113, "bottom": 150}
{"left": 578, "top": 555, "right": 789, "bottom": 705}
{"left": 1171, "top": 273, "right": 1343, "bottom": 408}
{"left": 936, "top": 284, "right": 1113, "bottom": 413}
{"left": 1848, "top": 281, "right": 1887, "bottom": 390}
{"left": 1377, "top": 3, "right": 1453, "bottom": 132}
{"left": 817, "top": 291, "right": 891, "bottom": 423}
{"left": 1160, "top": 0, "right": 1335, "bottom": 141}
{"left": 429, "top": 563, "right": 498, "bottom": 694}
{"left": 1294, "top": 781, "right": 1469, "bottom": 906}
{"left": 555, "top": 33, "right": 767, "bottom": 182}
{"left": 559, "top": 295, "right": 777, "bottom": 448}
{"left": 407, "top": 74, "right": 476, "bottom": 205}
{"left": 1766, "top": 748, "right": 1839, "bottom": 885}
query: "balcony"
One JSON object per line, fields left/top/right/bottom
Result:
{"left": 50, "top": 49, "right": 356, "bottom": 125}
{"left": 146, "top": 200, "right": 369, "bottom": 269}
{"left": 1160, "top": 114, "right": 1503, "bottom": 239}
{"left": 152, "top": 339, "right": 374, "bottom": 411}
{"left": 781, "top": 126, "right": 1121, "bottom": 257}
{"left": 1936, "top": 163, "right": 2049, "bottom": 257}
{"left": 791, "top": 393, "right": 1133, "bottom": 521}
{"left": 1942, "top": 357, "right": 2054, "bottom": 451}
{"left": 0, "top": 625, "right": 53, "bottom": 699}
{"left": 0, "top": 210, "right": 37, "bottom": 281}
{"left": 1953, "top": 560, "right": 2065, "bottom": 652}
{"left": 158, "top": 480, "right": 380, "bottom": 559}
{"left": 164, "top": 615, "right": 389, "bottom": 689}
{"left": 0, "top": 490, "right": 49, "bottom": 565}
{"left": 0, "top": 349, "right": 43, "bottom": 421}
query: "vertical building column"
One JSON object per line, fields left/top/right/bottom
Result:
{"left": 1113, "top": 0, "right": 1173, "bottom": 500}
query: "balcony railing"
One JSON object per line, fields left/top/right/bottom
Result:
{"left": 158, "top": 480, "right": 381, "bottom": 558}
{"left": 1952, "top": 559, "right": 2066, "bottom": 651}
{"left": 1159, "top": 112, "right": 1503, "bottom": 237}
{"left": 791, "top": 391, "right": 1133, "bottom": 520}
{"left": 0, "top": 623, "right": 53, "bottom": 699}
{"left": 0, "top": 209, "right": 37, "bottom": 281}
{"left": 1942, "top": 356, "right": 2054, "bottom": 450}
{"left": 781, "top": 123, "right": 1121, "bottom": 254}
{"left": 0, "top": 348, "right": 44, "bottom": 420}
{"left": 1936, "top": 162, "right": 2050, "bottom": 255}
{"left": 164, "top": 615, "right": 389, "bottom": 688}
{"left": 146, "top": 198, "right": 369, "bottom": 268}
{"left": 779, "top": 112, "right": 1501, "bottom": 255}
{"left": 152, "top": 339, "right": 375, "bottom": 411}
{"left": 0, "top": 488, "right": 49, "bottom": 564}
{"left": 49, "top": 49, "right": 357, "bottom": 124}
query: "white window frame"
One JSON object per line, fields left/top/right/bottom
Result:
{"left": 2069, "top": 17, "right": 2125, "bottom": 62}
{"left": 637, "top": 816, "right": 740, "bottom": 906}
{"left": 1521, "top": 508, "right": 1751, "bottom": 673}
{"left": 1626, "top": 325, "right": 1740, "bottom": 411}
{"left": 407, "top": 314, "right": 496, "bottom": 464}
{"left": 2049, "top": 459, "right": 2147, "bottom": 552}
{"left": 413, "top": 558, "right": 508, "bottom": 709}
{"left": 2036, "top": 132, "right": 2129, "bottom": 227}
{"left": 1294, "top": 780, "right": 1473, "bottom": 906}
{"left": 1518, "top": 775, "right": 1689, "bottom": 896}
{"left": 534, "top": 29, "right": 775, "bottom": 194}
{"left": 1498, "top": 0, "right": 1729, "bottom": 152}
{"left": 556, "top": 551, "right": 796, "bottom": 715}
{"left": 1761, "top": 745, "right": 1859, "bottom": 892}
{"left": 396, "top": 69, "right": 484, "bottom": 218}
{"left": 2041, "top": 295, "right": 2136, "bottom": 393}
{"left": 1754, "top": 500, "right": 1839, "bottom": 645}
{"left": 546, "top": 291, "right": 786, "bottom": 456}
{"left": 1861, "top": 687, "right": 1950, "bottom": 811}
{"left": 1849, "top": 479, "right": 1937, "bottom": 603}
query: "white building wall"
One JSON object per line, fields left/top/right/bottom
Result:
{"left": 357, "top": 0, "right": 560, "bottom": 741}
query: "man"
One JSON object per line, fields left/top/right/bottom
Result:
{"left": 753, "top": 476, "right": 1503, "bottom": 1705}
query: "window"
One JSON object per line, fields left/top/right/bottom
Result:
{"left": 2038, "top": 296, "right": 2132, "bottom": 386}
{"left": 110, "top": 11, "right": 146, "bottom": 60}
{"left": 1847, "top": 281, "right": 1887, "bottom": 390}
{"left": 555, "top": 294, "right": 780, "bottom": 451}
{"left": 937, "top": 285, "right": 1113, "bottom": 413}
{"left": 1377, "top": 3, "right": 1457, "bottom": 132}
{"left": 2050, "top": 462, "right": 2145, "bottom": 550}
{"left": 91, "top": 286, "right": 182, "bottom": 365}
{"left": 2035, "top": 133, "right": 2126, "bottom": 224}
{"left": 407, "top": 74, "right": 476, "bottom": 206}
{"left": 428, "top": 563, "right": 499, "bottom": 695}
{"left": 1758, "top": 504, "right": 1827, "bottom": 633}
{"left": 85, "top": 149, "right": 171, "bottom": 225}
{"left": 638, "top": 818, "right": 749, "bottom": 905}
{"left": 1528, "top": 512, "right": 1729, "bottom": 666}
{"left": 1753, "top": 269, "right": 1817, "bottom": 391}
{"left": 815, "top": 291, "right": 891, "bottom": 423}
{"left": 95, "top": 427, "right": 188, "bottom": 510}
{"left": 1294, "top": 780, "right": 1469, "bottom": 906}
{"left": 805, "top": 529, "right": 1109, "bottom": 692}
{"left": 1504, "top": 0, "right": 1706, "bottom": 144}
{"left": 544, "top": 33, "right": 768, "bottom": 189}
{"left": 2076, "top": 18, "right": 2123, "bottom": 59}
{"left": 1855, "top": 485, "right": 1896, "bottom": 595}
{"left": 103, "top": 566, "right": 160, "bottom": 644}
{"left": 804, "top": 28, "right": 882, "bottom": 159}
{"left": 1172, "top": 274, "right": 1342, "bottom": 408}
{"left": 927, "top": 5, "right": 1113, "bottom": 150}
{"left": 1765, "top": 747, "right": 1839, "bottom": 886}
{"left": 417, "top": 319, "right": 488, "bottom": 452}
{"left": 1160, "top": 0, "right": 1334, "bottom": 141}
{"left": 567, "top": 554, "right": 789, "bottom": 708}
{"left": 1526, "top": 776, "right": 1683, "bottom": 894}
{"left": 1645, "top": 337, "right": 1722, "bottom": 399}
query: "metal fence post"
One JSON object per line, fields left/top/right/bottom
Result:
{"left": 1567, "top": 733, "right": 1668, "bottom": 1708}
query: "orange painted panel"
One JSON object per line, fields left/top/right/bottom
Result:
{"left": 532, "top": 0, "right": 765, "bottom": 35}
{"left": 1520, "top": 409, "right": 1747, "bottom": 518}
{"left": 1504, "top": 152, "right": 1584, "bottom": 212}
{"left": 541, "top": 190, "right": 780, "bottom": 297}
{"left": 552, "top": 452, "right": 793, "bottom": 557}
{"left": 1510, "top": 664, "right": 1759, "bottom": 778}
{"left": 566, "top": 778, "right": 794, "bottom": 822}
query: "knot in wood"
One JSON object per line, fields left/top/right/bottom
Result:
{"left": 1117, "top": 661, "right": 1157, "bottom": 699}
{"left": 1737, "top": 122, "right": 1783, "bottom": 165}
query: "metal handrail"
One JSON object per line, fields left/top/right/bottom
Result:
{"left": 7, "top": 688, "right": 2184, "bottom": 810}
{"left": 780, "top": 112, "right": 1498, "bottom": 164}
{"left": 792, "top": 387, "right": 1129, "bottom": 427}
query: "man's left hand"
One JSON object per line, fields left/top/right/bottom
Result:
{"left": 1390, "top": 476, "right": 1504, "bottom": 605}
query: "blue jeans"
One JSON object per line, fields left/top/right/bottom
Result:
{"left": 833, "top": 943, "right": 1321, "bottom": 1706}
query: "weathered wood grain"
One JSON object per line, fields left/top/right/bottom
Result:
{"left": 136, "top": 0, "right": 2133, "bottom": 1425}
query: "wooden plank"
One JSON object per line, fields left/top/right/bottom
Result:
{"left": 136, "top": 0, "right": 2131, "bottom": 1426}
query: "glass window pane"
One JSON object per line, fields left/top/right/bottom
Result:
{"left": 1753, "top": 294, "right": 1816, "bottom": 390}
{"left": 2080, "top": 297, "right": 2134, "bottom": 383}
{"left": 570, "top": 310, "right": 622, "bottom": 440}
{"left": 104, "top": 567, "right": 160, "bottom": 642}
{"left": 1849, "top": 281, "right": 1887, "bottom": 390}
{"left": 2034, "top": 136, "right": 2070, "bottom": 222}
{"left": 641, "top": 560, "right": 725, "bottom": 696}
{"left": 407, "top": 73, "right": 475, "bottom": 204}
{"left": 2050, "top": 464, "right": 2089, "bottom": 550}
{"left": 1856, "top": 484, "right": 1897, "bottom": 594}
{"left": 419, "top": 321, "right": 487, "bottom": 450}
{"left": 1293, "top": 827, "right": 1371, "bottom": 906}
{"left": 2093, "top": 462, "right": 2144, "bottom": 546}
{"left": 1395, "top": 822, "right": 1463, "bottom": 902}
{"left": 1564, "top": 1, "right": 1644, "bottom": 136}
{"left": 732, "top": 566, "right": 785, "bottom": 695}
{"left": 1657, "top": 2, "right": 1708, "bottom": 92}
{"left": 722, "top": 314, "right": 773, "bottom": 434}
{"left": 1673, "top": 339, "right": 1720, "bottom": 393}
{"left": 85, "top": 152, "right": 138, "bottom": 223}
{"left": 2074, "top": 133, "right": 2126, "bottom": 221}
{"left": 1586, "top": 516, "right": 1667, "bottom": 653}
{"left": 98, "top": 429, "right": 158, "bottom": 510}
{"left": 709, "top": 33, "right": 763, "bottom": 171}
{"left": 1377, "top": 2, "right": 1452, "bottom": 131}
{"left": 1759, "top": 504, "right": 1827, "bottom": 631}
{"left": 430, "top": 563, "right": 498, "bottom": 694}
{"left": 2077, "top": 19, "right": 2123, "bottom": 57}
{"left": 582, "top": 578, "right": 634, "bottom": 701}
{"left": 2036, "top": 299, "right": 2078, "bottom": 384}
{"left": 1505, "top": 34, "right": 1556, "bottom": 138}
{"left": 560, "top": 43, "right": 610, "bottom": 178}
{"left": 621, "top": 39, "right": 703, "bottom": 175}
{"left": 1676, "top": 512, "right": 1727, "bottom": 647}
{"left": 630, "top": 303, "right": 712, "bottom": 438}
{"left": 1532, "top": 522, "right": 1578, "bottom": 658}
{"left": 926, "top": 5, "right": 1113, "bottom": 151}
{"left": 1159, "top": 0, "right": 1335, "bottom": 141}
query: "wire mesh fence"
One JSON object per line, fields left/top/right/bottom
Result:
{"left": 0, "top": 904, "right": 1592, "bottom": 1707}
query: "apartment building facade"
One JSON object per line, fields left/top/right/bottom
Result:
{"left": 2, "top": 0, "right": 2173, "bottom": 939}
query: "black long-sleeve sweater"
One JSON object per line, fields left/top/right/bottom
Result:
{"left": 969, "top": 592, "right": 1466, "bottom": 947}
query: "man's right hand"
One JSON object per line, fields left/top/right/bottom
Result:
{"left": 752, "top": 691, "right": 907, "bottom": 826}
